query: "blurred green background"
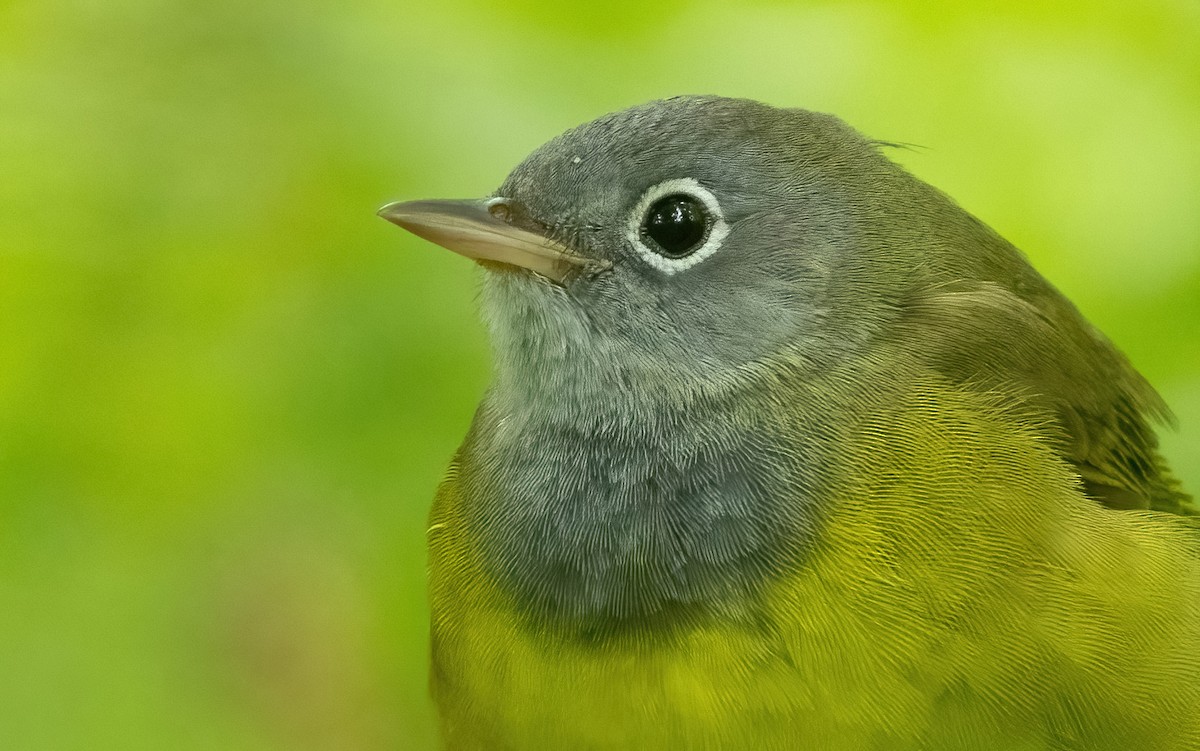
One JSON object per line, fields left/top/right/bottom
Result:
{"left": 1, "top": 0, "right": 1197, "bottom": 748}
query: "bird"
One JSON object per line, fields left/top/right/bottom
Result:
{"left": 378, "top": 96, "right": 1199, "bottom": 750}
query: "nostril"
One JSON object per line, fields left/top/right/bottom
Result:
{"left": 486, "top": 197, "right": 512, "bottom": 222}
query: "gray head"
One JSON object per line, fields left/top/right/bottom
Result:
{"left": 383, "top": 96, "right": 941, "bottom": 417}
{"left": 478, "top": 96, "right": 911, "bottom": 414}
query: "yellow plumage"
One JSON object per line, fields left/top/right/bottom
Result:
{"left": 429, "top": 370, "right": 1200, "bottom": 749}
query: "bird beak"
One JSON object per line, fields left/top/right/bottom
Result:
{"left": 377, "top": 198, "right": 595, "bottom": 284}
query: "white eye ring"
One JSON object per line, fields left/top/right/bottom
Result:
{"left": 625, "top": 178, "right": 730, "bottom": 275}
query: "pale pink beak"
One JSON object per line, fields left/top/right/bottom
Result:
{"left": 377, "top": 198, "right": 594, "bottom": 284}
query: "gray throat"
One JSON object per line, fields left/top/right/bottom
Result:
{"left": 463, "top": 358, "right": 827, "bottom": 634}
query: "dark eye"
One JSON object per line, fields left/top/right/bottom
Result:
{"left": 641, "top": 193, "right": 710, "bottom": 258}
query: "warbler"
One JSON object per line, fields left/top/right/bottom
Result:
{"left": 379, "top": 96, "right": 1199, "bottom": 750}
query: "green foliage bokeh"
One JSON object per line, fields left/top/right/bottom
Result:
{"left": 1, "top": 1, "right": 1197, "bottom": 748}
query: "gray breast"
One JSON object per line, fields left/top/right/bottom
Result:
{"left": 462, "top": 387, "right": 828, "bottom": 634}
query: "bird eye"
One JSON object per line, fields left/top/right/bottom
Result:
{"left": 642, "top": 194, "right": 709, "bottom": 258}
{"left": 625, "top": 178, "right": 730, "bottom": 275}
